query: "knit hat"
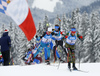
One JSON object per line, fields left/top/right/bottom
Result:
{"left": 4, "top": 29, "right": 8, "bottom": 32}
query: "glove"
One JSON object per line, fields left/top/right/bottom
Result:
{"left": 80, "top": 38, "right": 84, "bottom": 42}
{"left": 65, "top": 36, "right": 68, "bottom": 38}
{"left": 36, "top": 35, "right": 38, "bottom": 38}
{"left": 61, "top": 37, "right": 65, "bottom": 40}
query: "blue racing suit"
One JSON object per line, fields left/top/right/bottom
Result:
{"left": 33, "top": 32, "right": 53, "bottom": 60}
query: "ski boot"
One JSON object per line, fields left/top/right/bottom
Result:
{"left": 45, "top": 58, "right": 50, "bottom": 65}
{"left": 68, "top": 62, "right": 71, "bottom": 71}
{"left": 53, "top": 57, "right": 57, "bottom": 63}
{"left": 47, "top": 61, "right": 50, "bottom": 65}
{"left": 73, "top": 63, "right": 78, "bottom": 70}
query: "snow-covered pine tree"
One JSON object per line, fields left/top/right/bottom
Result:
{"left": 71, "top": 8, "right": 81, "bottom": 30}
{"left": 8, "top": 22, "right": 15, "bottom": 65}
{"left": 15, "top": 27, "right": 34, "bottom": 65}
{"left": 43, "top": 15, "right": 49, "bottom": 32}
{"left": 82, "top": 11, "right": 100, "bottom": 63}
{"left": 90, "top": 11, "right": 100, "bottom": 62}
{"left": 12, "top": 26, "right": 27, "bottom": 65}
{"left": 82, "top": 26, "right": 92, "bottom": 62}
{"left": 37, "top": 22, "right": 43, "bottom": 36}
{"left": 0, "top": 24, "right": 5, "bottom": 37}
{"left": 12, "top": 26, "right": 20, "bottom": 65}
{"left": 54, "top": 15, "right": 61, "bottom": 26}
{"left": 61, "top": 14, "right": 69, "bottom": 33}
{"left": 79, "top": 11, "right": 89, "bottom": 37}
{"left": 79, "top": 11, "right": 90, "bottom": 62}
{"left": 67, "top": 14, "right": 72, "bottom": 30}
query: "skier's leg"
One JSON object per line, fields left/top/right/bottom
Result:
{"left": 47, "top": 46, "right": 50, "bottom": 59}
{"left": 70, "top": 45, "right": 77, "bottom": 70}
{"left": 72, "top": 50, "right": 75, "bottom": 64}
{"left": 35, "top": 55, "right": 42, "bottom": 63}
{"left": 57, "top": 41, "right": 64, "bottom": 61}
{"left": 33, "top": 46, "right": 43, "bottom": 58}
{"left": 44, "top": 47, "right": 48, "bottom": 61}
{"left": 56, "top": 50, "right": 60, "bottom": 58}
{"left": 59, "top": 40, "right": 67, "bottom": 58}
{"left": 61, "top": 44, "right": 68, "bottom": 56}
{"left": 2, "top": 51, "right": 9, "bottom": 66}
{"left": 53, "top": 46, "right": 57, "bottom": 62}
{"left": 71, "top": 50, "right": 77, "bottom": 70}
{"left": 67, "top": 48, "right": 72, "bottom": 68}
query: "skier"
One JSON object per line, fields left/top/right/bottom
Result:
{"left": 0, "top": 29, "right": 11, "bottom": 66}
{"left": 52, "top": 25, "right": 67, "bottom": 63}
{"left": 25, "top": 48, "right": 42, "bottom": 65}
{"left": 33, "top": 27, "right": 53, "bottom": 65}
{"left": 64, "top": 27, "right": 83, "bottom": 70}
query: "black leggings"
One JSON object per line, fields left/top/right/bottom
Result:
{"left": 53, "top": 40, "right": 67, "bottom": 59}
{"left": 1, "top": 50, "right": 10, "bottom": 66}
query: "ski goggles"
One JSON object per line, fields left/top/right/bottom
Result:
{"left": 71, "top": 31, "right": 76, "bottom": 33}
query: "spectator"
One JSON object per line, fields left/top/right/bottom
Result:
{"left": 0, "top": 29, "right": 11, "bottom": 66}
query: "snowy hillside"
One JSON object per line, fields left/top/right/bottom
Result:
{"left": 0, "top": 0, "right": 97, "bottom": 26}
{"left": 30, "top": 0, "right": 96, "bottom": 25}
{"left": 32, "top": 0, "right": 63, "bottom": 12}
{"left": 32, "top": 0, "right": 95, "bottom": 12}
{"left": 0, "top": 63, "right": 99, "bottom": 76}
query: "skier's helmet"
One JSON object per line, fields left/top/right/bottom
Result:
{"left": 55, "top": 25, "right": 60, "bottom": 31}
{"left": 47, "top": 27, "right": 52, "bottom": 34}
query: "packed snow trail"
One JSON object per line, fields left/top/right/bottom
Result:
{"left": 0, "top": 63, "right": 100, "bottom": 76}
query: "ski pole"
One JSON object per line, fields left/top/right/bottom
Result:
{"left": 79, "top": 39, "right": 83, "bottom": 70}
{"left": 79, "top": 51, "right": 80, "bottom": 70}
{"left": 57, "top": 46, "right": 63, "bottom": 69}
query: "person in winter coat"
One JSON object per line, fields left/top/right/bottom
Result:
{"left": 64, "top": 27, "right": 83, "bottom": 70}
{"left": 0, "top": 29, "right": 11, "bottom": 66}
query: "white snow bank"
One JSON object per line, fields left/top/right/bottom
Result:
{"left": 0, "top": 63, "right": 99, "bottom": 76}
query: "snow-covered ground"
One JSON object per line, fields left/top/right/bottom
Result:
{"left": 0, "top": 63, "right": 100, "bottom": 76}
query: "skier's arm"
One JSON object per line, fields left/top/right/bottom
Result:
{"left": 62, "top": 32, "right": 69, "bottom": 40}
{"left": 40, "top": 32, "right": 46, "bottom": 38}
{"left": 50, "top": 41, "right": 53, "bottom": 50}
{"left": 77, "top": 33, "right": 83, "bottom": 41}
{"left": 51, "top": 32, "right": 55, "bottom": 35}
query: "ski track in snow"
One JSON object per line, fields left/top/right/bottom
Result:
{"left": 0, "top": 63, "right": 100, "bottom": 76}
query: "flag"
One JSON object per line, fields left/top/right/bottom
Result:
{"left": 7, "top": 0, "right": 36, "bottom": 41}
{"left": 0, "top": 0, "right": 8, "bottom": 14}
